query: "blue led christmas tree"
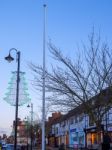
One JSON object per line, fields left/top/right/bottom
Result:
{"left": 4, "top": 71, "right": 31, "bottom": 106}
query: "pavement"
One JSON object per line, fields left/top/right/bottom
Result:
{"left": 34, "top": 146, "right": 59, "bottom": 150}
{"left": 34, "top": 146, "right": 77, "bottom": 150}
{"left": 33, "top": 148, "right": 57, "bottom": 150}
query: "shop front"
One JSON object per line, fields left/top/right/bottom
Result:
{"left": 106, "top": 125, "right": 112, "bottom": 147}
{"left": 69, "top": 128, "right": 85, "bottom": 148}
{"left": 48, "top": 134, "right": 55, "bottom": 146}
{"left": 86, "top": 128, "right": 103, "bottom": 149}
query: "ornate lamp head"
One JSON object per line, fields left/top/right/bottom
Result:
{"left": 5, "top": 53, "right": 14, "bottom": 63}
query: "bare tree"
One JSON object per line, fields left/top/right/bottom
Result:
{"left": 30, "top": 32, "right": 112, "bottom": 130}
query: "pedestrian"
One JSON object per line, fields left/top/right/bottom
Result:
{"left": 102, "top": 132, "right": 111, "bottom": 150}
{"left": 59, "top": 143, "right": 65, "bottom": 150}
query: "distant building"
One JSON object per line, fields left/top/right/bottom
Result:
{"left": 13, "top": 118, "right": 27, "bottom": 144}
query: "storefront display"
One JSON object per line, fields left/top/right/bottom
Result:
{"left": 86, "top": 131, "right": 103, "bottom": 148}
{"left": 69, "top": 129, "right": 85, "bottom": 148}
{"left": 78, "top": 132, "right": 85, "bottom": 147}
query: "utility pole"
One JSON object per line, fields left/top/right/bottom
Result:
{"left": 42, "top": 4, "right": 46, "bottom": 150}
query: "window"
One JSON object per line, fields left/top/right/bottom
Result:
{"left": 74, "top": 116, "right": 78, "bottom": 123}
{"left": 89, "top": 116, "right": 94, "bottom": 126}
{"left": 70, "top": 118, "right": 74, "bottom": 124}
{"left": 55, "top": 127, "right": 58, "bottom": 134}
{"left": 79, "top": 115, "right": 83, "bottom": 122}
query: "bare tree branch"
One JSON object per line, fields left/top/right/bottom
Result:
{"left": 29, "top": 31, "right": 112, "bottom": 129}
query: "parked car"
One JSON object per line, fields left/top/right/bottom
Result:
{"left": 0, "top": 140, "right": 7, "bottom": 150}
{"left": 6, "top": 144, "right": 14, "bottom": 150}
{"left": 4, "top": 144, "right": 21, "bottom": 150}
{"left": 2, "top": 143, "right": 7, "bottom": 150}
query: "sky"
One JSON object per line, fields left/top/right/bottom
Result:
{"left": 0, "top": 0, "right": 112, "bottom": 135}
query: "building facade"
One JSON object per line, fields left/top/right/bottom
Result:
{"left": 47, "top": 107, "right": 112, "bottom": 149}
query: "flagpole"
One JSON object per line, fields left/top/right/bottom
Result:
{"left": 42, "top": 4, "right": 46, "bottom": 150}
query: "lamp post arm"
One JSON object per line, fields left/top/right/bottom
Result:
{"left": 9, "top": 48, "right": 18, "bottom": 53}
{"left": 9, "top": 48, "right": 20, "bottom": 63}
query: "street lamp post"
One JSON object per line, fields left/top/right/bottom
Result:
{"left": 27, "top": 103, "right": 33, "bottom": 150}
{"left": 5, "top": 48, "right": 21, "bottom": 150}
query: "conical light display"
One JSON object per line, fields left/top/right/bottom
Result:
{"left": 4, "top": 71, "right": 31, "bottom": 106}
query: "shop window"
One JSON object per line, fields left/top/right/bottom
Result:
{"left": 71, "top": 132, "right": 78, "bottom": 144}
{"left": 91, "top": 132, "right": 102, "bottom": 144}
{"left": 73, "top": 136, "right": 77, "bottom": 141}
{"left": 92, "top": 133, "right": 97, "bottom": 144}
{"left": 87, "top": 133, "right": 92, "bottom": 147}
{"left": 79, "top": 132, "right": 84, "bottom": 146}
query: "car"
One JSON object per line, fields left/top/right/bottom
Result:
{"left": 2, "top": 143, "right": 7, "bottom": 150}
{"left": 4, "top": 144, "right": 21, "bottom": 150}
{"left": 5, "top": 144, "right": 14, "bottom": 150}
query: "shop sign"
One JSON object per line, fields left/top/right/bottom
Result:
{"left": 70, "top": 128, "right": 76, "bottom": 132}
